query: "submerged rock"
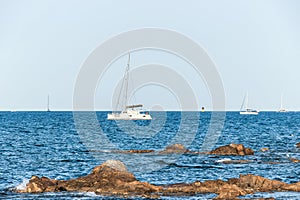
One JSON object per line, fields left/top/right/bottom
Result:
{"left": 216, "top": 159, "right": 251, "bottom": 164}
{"left": 121, "top": 149, "right": 155, "bottom": 154}
{"left": 260, "top": 147, "right": 269, "bottom": 152}
{"left": 210, "top": 143, "right": 254, "bottom": 156}
{"left": 289, "top": 157, "right": 300, "bottom": 163}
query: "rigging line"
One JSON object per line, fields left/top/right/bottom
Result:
{"left": 128, "top": 66, "right": 137, "bottom": 107}
{"left": 240, "top": 93, "right": 246, "bottom": 111}
{"left": 115, "top": 57, "right": 128, "bottom": 112}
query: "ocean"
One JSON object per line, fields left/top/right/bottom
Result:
{"left": 1, "top": 111, "right": 300, "bottom": 199}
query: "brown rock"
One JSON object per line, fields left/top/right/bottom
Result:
{"left": 200, "top": 180, "right": 227, "bottom": 193}
{"left": 221, "top": 159, "right": 250, "bottom": 164}
{"left": 289, "top": 157, "right": 300, "bottom": 163}
{"left": 18, "top": 160, "right": 161, "bottom": 196}
{"left": 159, "top": 144, "right": 188, "bottom": 154}
{"left": 16, "top": 160, "right": 300, "bottom": 199}
{"left": 210, "top": 144, "right": 254, "bottom": 156}
{"left": 260, "top": 147, "right": 269, "bottom": 152}
{"left": 92, "top": 159, "right": 129, "bottom": 173}
{"left": 282, "top": 181, "right": 300, "bottom": 192}
{"left": 122, "top": 150, "right": 155, "bottom": 154}
{"left": 234, "top": 174, "right": 286, "bottom": 192}
{"left": 210, "top": 145, "right": 238, "bottom": 155}
{"left": 215, "top": 184, "right": 247, "bottom": 199}
{"left": 244, "top": 147, "right": 255, "bottom": 155}
{"left": 24, "top": 176, "right": 57, "bottom": 193}
{"left": 296, "top": 142, "right": 300, "bottom": 148}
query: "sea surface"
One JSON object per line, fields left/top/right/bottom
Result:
{"left": 1, "top": 111, "right": 300, "bottom": 199}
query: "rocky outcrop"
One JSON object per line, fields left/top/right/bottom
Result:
{"left": 159, "top": 144, "right": 189, "bottom": 154}
{"left": 210, "top": 143, "right": 254, "bottom": 156}
{"left": 162, "top": 174, "right": 291, "bottom": 199}
{"left": 215, "top": 184, "right": 247, "bottom": 199}
{"left": 17, "top": 160, "right": 300, "bottom": 199}
{"left": 18, "top": 160, "right": 161, "bottom": 198}
{"left": 113, "top": 143, "right": 256, "bottom": 156}
{"left": 120, "top": 149, "right": 155, "bottom": 154}
{"left": 229, "top": 174, "right": 287, "bottom": 192}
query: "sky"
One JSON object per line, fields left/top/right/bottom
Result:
{"left": 0, "top": 0, "right": 300, "bottom": 111}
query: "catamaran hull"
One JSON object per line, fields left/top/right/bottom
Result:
{"left": 107, "top": 113, "right": 152, "bottom": 120}
{"left": 239, "top": 111, "right": 259, "bottom": 115}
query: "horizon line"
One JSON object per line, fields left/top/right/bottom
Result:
{"left": 0, "top": 110, "right": 299, "bottom": 112}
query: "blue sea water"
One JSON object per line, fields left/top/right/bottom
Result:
{"left": 1, "top": 111, "right": 300, "bottom": 199}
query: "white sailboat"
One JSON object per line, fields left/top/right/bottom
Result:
{"left": 47, "top": 94, "right": 50, "bottom": 112}
{"left": 240, "top": 92, "right": 259, "bottom": 115}
{"left": 107, "top": 53, "right": 152, "bottom": 120}
{"left": 278, "top": 94, "right": 287, "bottom": 112}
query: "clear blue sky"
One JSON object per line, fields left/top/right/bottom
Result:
{"left": 0, "top": 0, "right": 299, "bottom": 111}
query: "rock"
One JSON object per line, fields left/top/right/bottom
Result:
{"left": 220, "top": 159, "right": 250, "bottom": 164}
{"left": 296, "top": 142, "right": 300, "bottom": 148}
{"left": 93, "top": 160, "right": 128, "bottom": 173}
{"left": 16, "top": 160, "right": 300, "bottom": 199}
{"left": 121, "top": 150, "right": 155, "bottom": 154}
{"left": 260, "top": 147, "right": 269, "bottom": 152}
{"left": 18, "top": 160, "right": 161, "bottom": 196}
{"left": 159, "top": 144, "right": 189, "bottom": 154}
{"left": 244, "top": 147, "right": 255, "bottom": 155}
{"left": 289, "top": 157, "right": 300, "bottom": 163}
{"left": 282, "top": 181, "right": 300, "bottom": 192}
{"left": 215, "top": 184, "right": 247, "bottom": 199}
{"left": 210, "top": 144, "right": 254, "bottom": 156}
{"left": 233, "top": 174, "right": 287, "bottom": 192}
{"left": 22, "top": 176, "right": 57, "bottom": 193}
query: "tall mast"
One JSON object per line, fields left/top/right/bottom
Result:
{"left": 280, "top": 93, "right": 283, "bottom": 109}
{"left": 47, "top": 94, "right": 50, "bottom": 112}
{"left": 240, "top": 93, "right": 246, "bottom": 111}
{"left": 124, "top": 53, "right": 130, "bottom": 110}
{"left": 245, "top": 92, "right": 249, "bottom": 110}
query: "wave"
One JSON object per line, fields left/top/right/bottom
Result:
{"left": 15, "top": 178, "right": 29, "bottom": 191}
{"left": 216, "top": 158, "right": 232, "bottom": 163}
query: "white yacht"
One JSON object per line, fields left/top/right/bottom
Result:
{"left": 278, "top": 94, "right": 287, "bottom": 113}
{"left": 240, "top": 92, "right": 259, "bottom": 115}
{"left": 107, "top": 53, "right": 152, "bottom": 120}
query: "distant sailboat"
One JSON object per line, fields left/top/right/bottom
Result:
{"left": 47, "top": 95, "right": 50, "bottom": 112}
{"left": 107, "top": 53, "right": 151, "bottom": 120}
{"left": 240, "top": 92, "right": 259, "bottom": 115}
{"left": 278, "top": 94, "right": 287, "bottom": 113}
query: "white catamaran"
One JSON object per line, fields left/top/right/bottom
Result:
{"left": 107, "top": 53, "right": 152, "bottom": 120}
{"left": 240, "top": 92, "right": 259, "bottom": 115}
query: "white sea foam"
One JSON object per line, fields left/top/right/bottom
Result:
{"left": 84, "top": 192, "right": 97, "bottom": 197}
{"left": 15, "top": 178, "right": 29, "bottom": 191}
{"left": 216, "top": 158, "right": 232, "bottom": 163}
